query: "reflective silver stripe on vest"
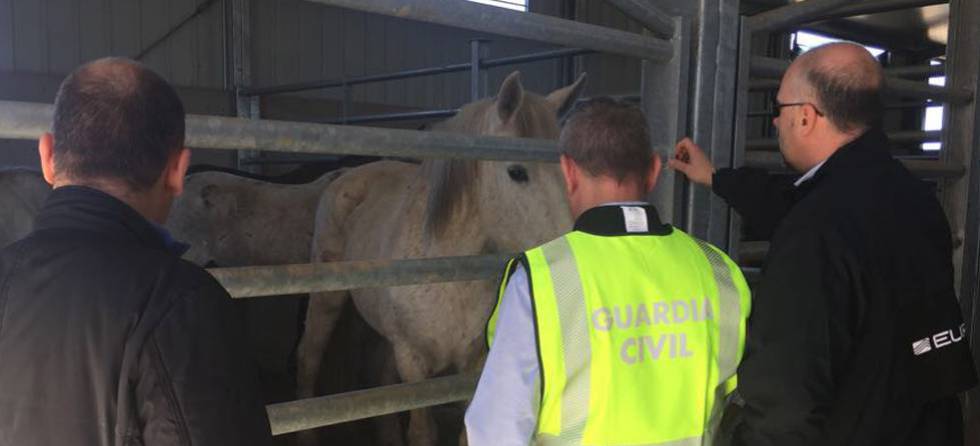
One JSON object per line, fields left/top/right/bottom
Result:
{"left": 694, "top": 239, "right": 743, "bottom": 439}
{"left": 541, "top": 237, "right": 591, "bottom": 442}
{"left": 536, "top": 433, "right": 705, "bottom": 446}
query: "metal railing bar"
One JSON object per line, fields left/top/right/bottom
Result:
{"left": 304, "top": 0, "right": 673, "bottom": 62}
{"left": 209, "top": 254, "right": 514, "bottom": 298}
{"left": 746, "top": 130, "right": 943, "bottom": 150}
{"left": 749, "top": 0, "right": 947, "bottom": 33}
{"left": 242, "top": 47, "right": 594, "bottom": 97}
{"left": 242, "top": 62, "right": 471, "bottom": 97}
{"left": 751, "top": 56, "right": 945, "bottom": 79}
{"left": 481, "top": 48, "right": 594, "bottom": 69}
{"left": 886, "top": 78, "right": 972, "bottom": 104}
{"left": 239, "top": 156, "right": 347, "bottom": 166}
{"left": 748, "top": 78, "right": 781, "bottom": 91}
{"left": 747, "top": 0, "right": 854, "bottom": 33}
{"left": 748, "top": 100, "right": 942, "bottom": 117}
{"left": 600, "top": 0, "right": 675, "bottom": 38}
{"left": 746, "top": 74, "right": 967, "bottom": 104}
{"left": 886, "top": 64, "right": 946, "bottom": 79}
{"left": 267, "top": 371, "right": 480, "bottom": 435}
{"left": 322, "top": 109, "right": 460, "bottom": 125}
{"left": 0, "top": 100, "right": 563, "bottom": 162}
{"left": 797, "top": 0, "right": 947, "bottom": 28}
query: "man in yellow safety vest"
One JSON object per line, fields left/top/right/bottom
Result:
{"left": 466, "top": 98, "right": 751, "bottom": 446}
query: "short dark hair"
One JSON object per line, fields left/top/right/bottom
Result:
{"left": 559, "top": 97, "right": 651, "bottom": 183}
{"left": 805, "top": 60, "right": 883, "bottom": 133}
{"left": 53, "top": 57, "right": 185, "bottom": 190}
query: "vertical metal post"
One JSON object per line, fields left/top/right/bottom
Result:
{"left": 231, "top": 0, "right": 260, "bottom": 172}
{"left": 642, "top": 16, "right": 691, "bottom": 224}
{"left": 470, "top": 39, "right": 487, "bottom": 101}
{"left": 942, "top": 0, "right": 980, "bottom": 441}
{"left": 684, "top": 0, "right": 740, "bottom": 247}
{"left": 726, "top": 20, "right": 753, "bottom": 258}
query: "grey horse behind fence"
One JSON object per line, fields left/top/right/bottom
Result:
{"left": 298, "top": 71, "right": 587, "bottom": 446}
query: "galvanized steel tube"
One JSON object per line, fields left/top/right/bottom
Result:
{"left": 748, "top": 56, "right": 966, "bottom": 103}
{"left": 781, "top": 0, "right": 947, "bottom": 27}
{"left": 748, "top": 0, "right": 946, "bottom": 33}
{"left": 747, "top": 0, "right": 854, "bottom": 33}
{"left": 746, "top": 130, "right": 944, "bottom": 150}
{"left": 267, "top": 371, "right": 480, "bottom": 435}
{"left": 303, "top": 0, "right": 674, "bottom": 62}
{"left": 0, "top": 100, "right": 560, "bottom": 162}
{"left": 750, "top": 56, "right": 945, "bottom": 79}
{"left": 210, "top": 254, "right": 514, "bottom": 298}
{"left": 601, "top": 0, "right": 675, "bottom": 38}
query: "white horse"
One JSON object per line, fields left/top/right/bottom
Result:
{"left": 298, "top": 71, "right": 587, "bottom": 445}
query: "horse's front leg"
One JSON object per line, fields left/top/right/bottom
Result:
{"left": 392, "top": 342, "right": 438, "bottom": 446}
{"left": 295, "top": 290, "right": 350, "bottom": 446}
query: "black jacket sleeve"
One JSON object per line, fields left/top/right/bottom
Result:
{"left": 712, "top": 167, "right": 796, "bottom": 240}
{"left": 733, "top": 225, "right": 857, "bottom": 446}
{"left": 136, "top": 276, "right": 273, "bottom": 446}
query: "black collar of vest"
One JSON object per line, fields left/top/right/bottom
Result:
{"left": 573, "top": 204, "right": 673, "bottom": 236}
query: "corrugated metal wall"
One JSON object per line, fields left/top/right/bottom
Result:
{"left": 0, "top": 0, "right": 226, "bottom": 88}
{"left": 0, "top": 0, "right": 643, "bottom": 167}
{"left": 250, "top": 0, "right": 569, "bottom": 110}
{"left": 0, "top": 0, "right": 640, "bottom": 108}
{"left": 574, "top": 0, "right": 643, "bottom": 96}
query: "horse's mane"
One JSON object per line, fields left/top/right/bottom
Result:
{"left": 423, "top": 94, "right": 558, "bottom": 238}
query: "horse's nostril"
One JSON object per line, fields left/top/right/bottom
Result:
{"left": 204, "top": 260, "right": 220, "bottom": 268}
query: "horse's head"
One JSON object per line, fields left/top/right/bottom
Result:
{"left": 166, "top": 175, "right": 232, "bottom": 267}
{"left": 424, "top": 71, "right": 587, "bottom": 254}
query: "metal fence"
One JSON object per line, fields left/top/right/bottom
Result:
{"left": 0, "top": 0, "right": 976, "bottom": 438}
{"left": 0, "top": 0, "right": 689, "bottom": 435}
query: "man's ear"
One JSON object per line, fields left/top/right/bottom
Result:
{"left": 38, "top": 133, "right": 57, "bottom": 186}
{"left": 799, "top": 104, "right": 819, "bottom": 136}
{"left": 645, "top": 154, "right": 662, "bottom": 194}
{"left": 559, "top": 154, "right": 577, "bottom": 196}
{"left": 164, "top": 148, "right": 191, "bottom": 197}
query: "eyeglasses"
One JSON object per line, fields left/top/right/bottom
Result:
{"left": 771, "top": 97, "right": 824, "bottom": 117}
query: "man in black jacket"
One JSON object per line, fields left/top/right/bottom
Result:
{"left": 671, "top": 43, "right": 977, "bottom": 445}
{"left": 0, "top": 58, "right": 272, "bottom": 445}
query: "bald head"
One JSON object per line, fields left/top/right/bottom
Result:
{"left": 787, "top": 42, "right": 884, "bottom": 133}
{"left": 52, "top": 57, "right": 185, "bottom": 191}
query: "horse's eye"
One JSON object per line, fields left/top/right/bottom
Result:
{"left": 507, "top": 165, "right": 529, "bottom": 183}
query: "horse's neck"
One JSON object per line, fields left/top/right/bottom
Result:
{"left": 403, "top": 171, "right": 487, "bottom": 258}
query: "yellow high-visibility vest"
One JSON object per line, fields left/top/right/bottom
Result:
{"left": 487, "top": 225, "right": 750, "bottom": 446}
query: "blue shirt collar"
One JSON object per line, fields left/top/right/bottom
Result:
{"left": 150, "top": 222, "right": 191, "bottom": 257}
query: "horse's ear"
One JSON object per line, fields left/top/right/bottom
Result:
{"left": 496, "top": 71, "right": 525, "bottom": 122}
{"left": 546, "top": 72, "right": 588, "bottom": 121}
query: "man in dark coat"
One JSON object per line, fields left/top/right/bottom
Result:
{"left": 670, "top": 42, "right": 977, "bottom": 445}
{"left": 0, "top": 58, "right": 272, "bottom": 445}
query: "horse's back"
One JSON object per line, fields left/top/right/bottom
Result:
{"left": 313, "top": 160, "right": 422, "bottom": 262}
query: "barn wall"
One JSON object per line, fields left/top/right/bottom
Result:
{"left": 0, "top": 0, "right": 654, "bottom": 168}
